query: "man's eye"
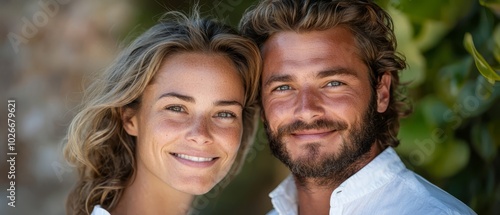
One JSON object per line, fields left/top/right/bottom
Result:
{"left": 166, "top": 106, "right": 185, "bottom": 112}
{"left": 326, "top": 81, "right": 343, "bottom": 87}
{"left": 215, "top": 111, "right": 236, "bottom": 119}
{"left": 274, "top": 85, "right": 292, "bottom": 91}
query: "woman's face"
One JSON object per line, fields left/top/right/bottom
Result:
{"left": 123, "top": 52, "right": 245, "bottom": 195}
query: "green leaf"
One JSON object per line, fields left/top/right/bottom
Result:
{"left": 391, "top": 0, "right": 475, "bottom": 25}
{"left": 437, "top": 57, "right": 473, "bottom": 102}
{"left": 424, "top": 138, "right": 470, "bottom": 179}
{"left": 397, "top": 106, "right": 437, "bottom": 166}
{"left": 456, "top": 79, "right": 497, "bottom": 119}
{"left": 390, "top": 0, "right": 443, "bottom": 22}
{"left": 420, "top": 96, "right": 452, "bottom": 128}
{"left": 471, "top": 121, "right": 497, "bottom": 163}
{"left": 488, "top": 120, "right": 500, "bottom": 147}
{"left": 399, "top": 43, "right": 426, "bottom": 87}
{"left": 388, "top": 6, "right": 413, "bottom": 44}
{"left": 480, "top": 0, "right": 500, "bottom": 15}
{"left": 464, "top": 33, "right": 500, "bottom": 81}
{"left": 388, "top": 6, "right": 426, "bottom": 87}
{"left": 374, "top": 0, "right": 391, "bottom": 8}
{"left": 475, "top": 74, "right": 495, "bottom": 99}
{"left": 493, "top": 25, "right": 500, "bottom": 63}
{"left": 414, "top": 20, "right": 450, "bottom": 52}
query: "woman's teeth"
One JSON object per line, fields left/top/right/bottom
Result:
{"left": 173, "top": 153, "right": 215, "bottom": 162}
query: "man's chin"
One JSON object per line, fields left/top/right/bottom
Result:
{"left": 288, "top": 146, "right": 338, "bottom": 163}
{"left": 290, "top": 153, "right": 328, "bottom": 164}
{"left": 286, "top": 153, "right": 334, "bottom": 171}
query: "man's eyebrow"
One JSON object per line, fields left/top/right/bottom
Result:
{"left": 157, "top": 92, "right": 194, "bottom": 102}
{"left": 264, "top": 74, "right": 294, "bottom": 87}
{"left": 317, "top": 68, "right": 359, "bottom": 79}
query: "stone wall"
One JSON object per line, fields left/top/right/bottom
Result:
{"left": 1, "top": 1, "right": 135, "bottom": 214}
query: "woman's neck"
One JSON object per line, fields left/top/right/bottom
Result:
{"left": 111, "top": 167, "right": 194, "bottom": 215}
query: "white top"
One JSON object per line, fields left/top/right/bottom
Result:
{"left": 91, "top": 205, "right": 110, "bottom": 215}
{"left": 267, "top": 147, "right": 477, "bottom": 215}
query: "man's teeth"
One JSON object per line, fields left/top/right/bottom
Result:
{"left": 174, "top": 153, "right": 215, "bottom": 162}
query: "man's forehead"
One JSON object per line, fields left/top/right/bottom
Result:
{"left": 262, "top": 27, "right": 358, "bottom": 54}
{"left": 261, "top": 27, "right": 363, "bottom": 78}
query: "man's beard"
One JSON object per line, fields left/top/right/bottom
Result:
{"left": 263, "top": 93, "right": 382, "bottom": 186}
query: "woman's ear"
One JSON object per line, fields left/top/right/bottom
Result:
{"left": 121, "top": 106, "right": 139, "bottom": 136}
{"left": 376, "top": 72, "right": 391, "bottom": 113}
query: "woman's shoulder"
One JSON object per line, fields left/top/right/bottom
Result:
{"left": 91, "top": 205, "right": 111, "bottom": 215}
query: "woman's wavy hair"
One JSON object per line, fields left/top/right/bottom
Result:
{"left": 64, "top": 11, "right": 261, "bottom": 215}
{"left": 240, "top": 0, "right": 411, "bottom": 148}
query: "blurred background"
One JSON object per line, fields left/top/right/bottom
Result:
{"left": 0, "top": 0, "right": 499, "bottom": 214}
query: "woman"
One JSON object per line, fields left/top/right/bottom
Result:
{"left": 64, "top": 10, "right": 261, "bottom": 215}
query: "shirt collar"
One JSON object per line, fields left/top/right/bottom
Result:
{"left": 269, "top": 174, "right": 298, "bottom": 215}
{"left": 269, "top": 147, "right": 406, "bottom": 214}
{"left": 330, "top": 147, "right": 406, "bottom": 206}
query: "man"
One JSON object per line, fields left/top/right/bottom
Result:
{"left": 240, "top": 0, "right": 476, "bottom": 214}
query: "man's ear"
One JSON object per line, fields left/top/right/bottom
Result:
{"left": 121, "top": 106, "right": 139, "bottom": 136}
{"left": 376, "top": 72, "right": 391, "bottom": 113}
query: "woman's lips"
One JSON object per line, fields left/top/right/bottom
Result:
{"left": 170, "top": 152, "right": 219, "bottom": 168}
{"left": 171, "top": 153, "right": 216, "bottom": 162}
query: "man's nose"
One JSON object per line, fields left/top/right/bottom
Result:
{"left": 293, "top": 88, "right": 325, "bottom": 122}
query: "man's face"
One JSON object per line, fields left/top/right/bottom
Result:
{"left": 260, "top": 27, "right": 391, "bottom": 179}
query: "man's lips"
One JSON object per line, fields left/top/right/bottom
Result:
{"left": 290, "top": 129, "right": 337, "bottom": 141}
{"left": 292, "top": 129, "right": 336, "bottom": 135}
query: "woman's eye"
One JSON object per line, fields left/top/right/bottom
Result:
{"left": 215, "top": 111, "right": 236, "bottom": 119}
{"left": 274, "top": 85, "right": 292, "bottom": 91}
{"left": 166, "top": 105, "right": 185, "bottom": 113}
{"left": 326, "top": 81, "right": 343, "bottom": 87}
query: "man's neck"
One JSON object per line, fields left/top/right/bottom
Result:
{"left": 296, "top": 184, "right": 333, "bottom": 215}
{"left": 295, "top": 143, "right": 383, "bottom": 215}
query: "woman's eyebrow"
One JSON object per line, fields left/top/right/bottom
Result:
{"left": 157, "top": 92, "right": 194, "bottom": 103}
{"left": 215, "top": 100, "right": 243, "bottom": 108}
{"left": 158, "top": 93, "right": 242, "bottom": 107}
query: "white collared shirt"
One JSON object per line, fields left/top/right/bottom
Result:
{"left": 91, "top": 205, "right": 110, "bottom": 215}
{"left": 268, "top": 147, "right": 476, "bottom": 215}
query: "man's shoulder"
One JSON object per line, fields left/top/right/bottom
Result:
{"left": 386, "top": 169, "right": 476, "bottom": 214}
{"left": 342, "top": 170, "right": 476, "bottom": 214}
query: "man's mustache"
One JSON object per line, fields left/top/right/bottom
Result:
{"left": 276, "top": 119, "right": 348, "bottom": 138}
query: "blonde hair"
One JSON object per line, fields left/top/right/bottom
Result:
{"left": 64, "top": 11, "right": 261, "bottom": 215}
{"left": 240, "top": 0, "right": 410, "bottom": 148}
